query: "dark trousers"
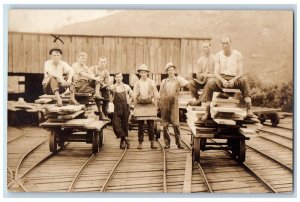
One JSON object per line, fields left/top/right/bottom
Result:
{"left": 43, "top": 77, "right": 66, "bottom": 95}
{"left": 112, "top": 91, "right": 129, "bottom": 139}
{"left": 200, "top": 76, "right": 251, "bottom": 103}
{"left": 163, "top": 124, "right": 181, "bottom": 146}
{"left": 138, "top": 120, "right": 155, "bottom": 142}
{"left": 188, "top": 80, "right": 205, "bottom": 99}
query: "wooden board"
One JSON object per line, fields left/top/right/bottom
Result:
{"left": 133, "top": 103, "right": 157, "bottom": 117}
{"left": 46, "top": 105, "right": 85, "bottom": 113}
{"left": 85, "top": 120, "right": 108, "bottom": 131}
{"left": 222, "top": 88, "right": 241, "bottom": 93}
{"left": 213, "top": 119, "right": 236, "bottom": 125}
{"left": 183, "top": 154, "right": 192, "bottom": 193}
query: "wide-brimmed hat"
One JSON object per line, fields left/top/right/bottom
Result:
{"left": 165, "top": 62, "right": 176, "bottom": 72}
{"left": 137, "top": 64, "right": 150, "bottom": 73}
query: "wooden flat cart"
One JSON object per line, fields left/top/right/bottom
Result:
{"left": 41, "top": 118, "right": 109, "bottom": 154}
{"left": 252, "top": 107, "right": 282, "bottom": 126}
{"left": 188, "top": 121, "right": 250, "bottom": 164}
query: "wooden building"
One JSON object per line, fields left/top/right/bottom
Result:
{"left": 8, "top": 31, "right": 210, "bottom": 101}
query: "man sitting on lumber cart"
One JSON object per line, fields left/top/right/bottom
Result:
{"left": 71, "top": 52, "right": 108, "bottom": 120}
{"left": 42, "top": 48, "right": 78, "bottom": 107}
{"left": 90, "top": 56, "right": 111, "bottom": 121}
{"left": 200, "top": 36, "right": 254, "bottom": 121}
{"left": 188, "top": 41, "right": 215, "bottom": 106}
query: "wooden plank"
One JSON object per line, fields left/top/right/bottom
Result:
{"left": 38, "top": 35, "right": 47, "bottom": 73}
{"left": 91, "top": 37, "right": 99, "bottom": 67}
{"left": 62, "top": 118, "right": 94, "bottom": 128}
{"left": 192, "top": 39, "right": 200, "bottom": 72}
{"left": 85, "top": 120, "right": 108, "bottom": 131}
{"left": 144, "top": 38, "right": 150, "bottom": 69}
{"left": 135, "top": 38, "right": 144, "bottom": 69}
{"left": 110, "top": 37, "right": 116, "bottom": 74}
{"left": 12, "top": 33, "right": 22, "bottom": 72}
{"left": 46, "top": 105, "right": 85, "bottom": 113}
{"left": 82, "top": 37, "right": 92, "bottom": 67}
{"left": 214, "top": 119, "right": 236, "bottom": 125}
{"left": 8, "top": 33, "right": 13, "bottom": 72}
{"left": 75, "top": 36, "right": 83, "bottom": 57}
{"left": 103, "top": 37, "right": 111, "bottom": 71}
{"left": 58, "top": 110, "right": 85, "bottom": 120}
{"left": 126, "top": 38, "right": 135, "bottom": 74}
{"left": 157, "top": 39, "right": 166, "bottom": 74}
{"left": 115, "top": 37, "right": 122, "bottom": 73}
{"left": 133, "top": 103, "right": 157, "bottom": 117}
{"left": 180, "top": 39, "right": 189, "bottom": 74}
{"left": 186, "top": 39, "right": 193, "bottom": 74}
{"left": 183, "top": 153, "right": 192, "bottom": 193}
{"left": 222, "top": 88, "right": 241, "bottom": 93}
{"left": 69, "top": 36, "right": 76, "bottom": 66}
{"left": 121, "top": 38, "right": 127, "bottom": 73}
{"left": 31, "top": 34, "right": 39, "bottom": 73}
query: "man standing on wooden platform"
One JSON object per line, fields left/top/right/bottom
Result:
{"left": 110, "top": 73, "right": 133, "bottom": 149}
{"left": 42, "top": 48, "right": 78, "bottom": 107}
{"left": 72, "top": 52, "right": 108, "bottom": 120}
{"left": 200, "top": 36, "right": 254, "bottom": 121}
{"left": 159, "top": 62, "right": 189, "bottom": 149}
{"left": 188, "top": 41, "right": 215, "bottom": 106}
{"left": 90, "top": 56, "right": 111, "bottom": 121}
{"left": 133, "top": 64, "right": 159, "bottom": 150}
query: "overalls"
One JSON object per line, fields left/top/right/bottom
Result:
{"left": 112, "top": 90, "right": 130, "bottom": 139}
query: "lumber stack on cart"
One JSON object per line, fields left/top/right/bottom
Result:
{"left": 43, "top": 105, "right": 86, "bottom": 123}
{"left": 186, "top": 89, "right": 262, "bottom": 136}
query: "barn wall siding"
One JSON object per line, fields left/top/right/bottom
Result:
{"left": 8, "top": 32, "right": 209, "bottom": 75}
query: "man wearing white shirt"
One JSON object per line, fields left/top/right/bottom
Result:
{"left": 200, "top": 36, "right": 254, "bottom": 121}
{"left": 42, "top": 48, "right": 78, "bottom": 106}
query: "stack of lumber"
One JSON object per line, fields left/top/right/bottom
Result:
{"left": 8, "top": 100, "right": 39, "bottom": 112}
{"left": 186, "top": 89, "right": 262, "bottom": 136}
{"left": 43, "top": 105, "right": 86, "bottom": 123}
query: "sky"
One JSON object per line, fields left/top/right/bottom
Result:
{"left": 9, "top": 9, "right": 120, "bottom": 33}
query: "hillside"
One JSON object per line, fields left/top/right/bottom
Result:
{"left": 55, "top": 10, "right": 293, "bottom": 84}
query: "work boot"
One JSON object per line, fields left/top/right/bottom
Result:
{"left": 120, "top": 140, "right": 125, "bottom": 149}
{"left": 125, "top": 137, "right": 130, "bottom": 149}
{"left": 151, "top": 141, "right": 157, "bottom": 149}
{"left": 93, "top": 93, "right": 104, "bottom": 100}
{"left": 246, "top": 102, "right": 254, "bottom": 118}
{"left": 137, "top": 142, "right": 143, "bottom": 149}
{"left": 177, "top": 144, "right": 184, "bottom": 149}
{"left": 56, "top": 97, "right": 63, "bottom": 107}
{"left": 187, "top": 99, "right": 201, "bottom": 106}
{"left": 201, "top": 105, "right": 211, "bottom": 122}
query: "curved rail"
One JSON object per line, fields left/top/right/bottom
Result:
{"left": 7, "top": 127, "right": 27, "bottom": 144}
{"left": 100, "top": 145, "right": 127, "bottom": 192}
{"left": 259, "top": 128, "right": 293, "bottom": 141}
{"left": 68, "top": 154, "right": 96, "bottom": 192}
{"left": 246, "top": 145, "right": 292, "bottom": 171}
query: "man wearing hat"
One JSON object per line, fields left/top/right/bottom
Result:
{"left": 188, "top": 41, "right": 215, "bottom": 106}
{"left": 159, "top": 62, "right": 189, "bottom": 149}
{"left": 42, "top": 48, "right": 78, "bottom": 107}
{"left": 133, "top": 64, "right": 159, "bottom": 149}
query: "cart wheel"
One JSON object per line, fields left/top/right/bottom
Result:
{"left": 271, "top": 113, "right": 280, "bottom": 127}
{"left": 58, "top": 131, "right": 66, "bottom": 147}
{"left": 193, "top": 138, "right": 201, "bottom": 162}
{"left": 237, "top": 140, "right": 246, "bottom": 163}
{"left": 99, "top": 130, "right": 104, "bottom": 148}
{"left": 49, "top": 130, "right": 58, "bottom": 153}
{"left": 155, "top": 122, "right": 161, "bottom": 140}
{"left": 92, "top": 131, "right": 100, "bottom": 153}
{"left": 200, "top": 138, "right": 206, "bottom": 151}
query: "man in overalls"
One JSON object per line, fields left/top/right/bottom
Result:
{"left": 110, "top": 73, "right": 133, "bottom": 149}
{"left": 159, "top": 63, "right": 189, "bottom": 149}
{"left": 133, "top": 64, "right": 159, "bottom": 150}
